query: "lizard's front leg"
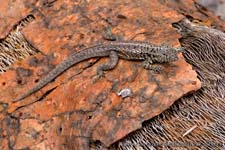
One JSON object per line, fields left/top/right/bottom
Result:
{"left": 96, "top": 51, "right": 119, "bottom": 77}
{"left": 142, "top": 57, "right": 162, "bottom": 73}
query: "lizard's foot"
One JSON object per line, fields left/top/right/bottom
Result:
{"left": 96, "top": 70, "right": 105, "bottom": 79}
{"left": 92, "top": 70, "right": 105, "bottom": 82}
{"left": 143, "top": 62, "right": 163, "bottom": 73}
{"left": 92, "top": 51, "right": 119, "bottom": 82}
{"left": 151, "top": 66, "right": 163, "bottom": 73}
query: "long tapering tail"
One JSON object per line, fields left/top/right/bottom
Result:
{"left": 13, "top": 45, "right": 110, "bottom": 102}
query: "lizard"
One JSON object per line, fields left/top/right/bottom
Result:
{"left": 13, "top": 41, "right": 180, "bottom": 102}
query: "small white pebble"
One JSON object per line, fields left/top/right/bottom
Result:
{"left": 117, "top": 88, "right": 132, "bottom": 98}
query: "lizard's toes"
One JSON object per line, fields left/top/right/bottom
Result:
{"left": 142, "top": 62, "right": 151, "bottom": 70}
{"left": 152, "top": 66, "right": 163, "bottom": 73}
{"left": 92, "top": 71, "right": 105, "bottom": 82}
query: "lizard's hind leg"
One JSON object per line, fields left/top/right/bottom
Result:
{"left": 142, "top": 58, "right": 162, "bottom": 73}
{"left": 96, "top": 51, "right": 119, "bottom": 78}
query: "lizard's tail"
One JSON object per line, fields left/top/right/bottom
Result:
{"left": 12, "top": 45, "right": 110, "bottom": 102}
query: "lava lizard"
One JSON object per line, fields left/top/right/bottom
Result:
{"left": 13, "top": 41, "right": 180, "bottom": 102}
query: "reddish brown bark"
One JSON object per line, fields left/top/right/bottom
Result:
{"left": 2, "top": 0, "right": 224, "bottom": 149}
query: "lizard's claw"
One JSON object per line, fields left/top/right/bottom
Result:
{"left": 152, "top": 66, "right": 163, "bottom": 73}
{"left": 92, "top": 70, "right": 105, "bottom": 82}
{"left": 96, "top": 71, "right": 105, "bottom": 79}
{"left": 143, "top": 62, "right": 163, "bottom": 73}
